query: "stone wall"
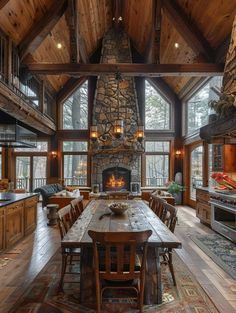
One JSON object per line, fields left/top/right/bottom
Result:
{"left": 91, "top": 28, "right": 142, "bottom": 191}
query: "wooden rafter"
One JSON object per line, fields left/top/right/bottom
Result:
{"left": 66, "top": 0, "right": 79, "bottom": 63}
{"left": 162, "top": 0, "right": 214, "bottom": 61}
{"left": 18, "top": 0, "right": 68, "bottom": 61}
{"left": 57, "top": 76, "right": 87, "bottom": 104}
{"left": 145, "top": 0, "right": 162, "bottom": 64}
{"left": 0, "top": 0, "right": 9, "bottom": 10}
{"left": 27, "top": 63, "right": 223, "bottom": 77}
{"left": 112, "top": 0, "right": 123, "bottom": 28}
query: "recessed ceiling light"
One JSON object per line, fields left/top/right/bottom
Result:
{"left": 57, "top": 43, "right": 62, "bottom": 49}
{"left": 174, "top": 42, "right": 179, "bottom": 48}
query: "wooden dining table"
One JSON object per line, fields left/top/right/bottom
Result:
{"left": 61, "top": 199, "right": 182, "bottom": 305}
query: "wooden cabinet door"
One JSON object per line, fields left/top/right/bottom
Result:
{"left": 5, "top": 201, "right": 24, "bottom": 248}
{"left": 0, "top": 209, "right": 5, "bottom": 252}
{"left": 24, "top": 196, "right": 38, "bottom": 235}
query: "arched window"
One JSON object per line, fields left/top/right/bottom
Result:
{"left": 62, "top": 80, "right": 88, "bottom": 129}
{"left": 145, "top": 80, "right": 170, "bottom": 130}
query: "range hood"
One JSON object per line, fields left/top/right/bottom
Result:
{"left": 200, "top": 111, "right": 236, "bottom": 143}
{"left": 0, "top": 124, "right": 37, "bottom": 148}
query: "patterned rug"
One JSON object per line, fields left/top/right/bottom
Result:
{"left": 8, "top": 251, "right": 219, "bottom": 313}
{"left": 191, "top": 233, "right": 236, "bottom": 280}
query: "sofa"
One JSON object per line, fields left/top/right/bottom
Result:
{"left": 34, "top": 183, "right": 63, "bottom": 207}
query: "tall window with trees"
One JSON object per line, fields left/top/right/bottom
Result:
{"left": 145, "top": 80, "right": 170, "bottom": 130}
{"left": 62, "top": 81, "right": 88, "bottom": 129}
{"left": 186, "top": 77, "right": 222, "bottom": 135}
{"left": 62, "top": 141, "right": 88, "bottom": 186}
{"left": 145, "top": 141, "right": 170, "bottom": 186}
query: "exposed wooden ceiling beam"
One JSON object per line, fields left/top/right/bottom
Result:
{"left": 162, "top": 0, "right": 214, "bottom": 61}
{"left": 145, "top": 0, "right": 162, "bottom": 64}
{"left": 66, "top": 0, "right": 79, "bottom": 63}
{"left": 27, "top": 63, "right": 223, "bottom": 77}
{"left": 215, "top": 35, "right": 231, "bottom": 63}
{"left": 18, "top": 0, "right": 68, "bottom": 61}
{"left": 57, "top": 76, "right": 87, "bottom": 104}
{"left": 0, "top": 0, "right": 9, "bottom": 10}
{"left": 112, "top": 0, "right": 123, "bottom": 28}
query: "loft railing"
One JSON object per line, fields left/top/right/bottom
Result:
{"left": 16, "top": 177, "right": 47, "bottom": 191}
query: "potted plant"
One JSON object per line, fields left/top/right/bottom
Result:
{"left": 167, "top": 181, "right": 184, "bottom": 204}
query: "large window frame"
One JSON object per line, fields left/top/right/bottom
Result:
{"left": 61, "top": 80, "right": 89, "bottom": 130}
{"left": 144, "top": 140, "right": 171, "bottom": 187}
{"left": 144, "top": 79, "right": 173, "bottom": 132}
{"left": 61, "top": 140, "right": 89, "bottom": 187}
{"left": 184, "top": 77, "right": 222, "bottom": 136}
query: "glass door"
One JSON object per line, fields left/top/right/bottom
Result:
{"left": 190, "top": 145, "right": 203, "bottom": 200}
{"left": 15, "top": 156, "right": 30, "bottom": 191}
{"left": 33, "top": 156, "right": 47, "bottom": 190}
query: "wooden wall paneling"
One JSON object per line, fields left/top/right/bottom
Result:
{"left": 0, "top": 208, "right": 5, "bottom": 252}
{"left": 162, "top": 0, "right": 213, "bottom": 60}
{"left": 175, "top": 0, "right": 236, "bottom": 49}
{"left": 0, "top": 0, "right": 10, "bottom": 10}
{"left": 224, "top": 145, "right": 236, "bottom": 173}
{"left": 0, "top": 0, "right": 55, "bottom": 45}
{"left": 18, "top": 0, "right": 68, "bottom": 60}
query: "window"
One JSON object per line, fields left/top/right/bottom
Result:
{"left": 145, "top": 141, "right": 170, "bottom": 186}
{"left": 190, "top": 145, "right": 203, "bottom": 200}
{"left": 186, "top": 77, "right": 222, "bottom": 135}
{"left": 62, "top": 80, "right": 88, "bottom": 129}
{"left": 62, "top": 141, "right": 88, "bottom": 186}
{"left": 15, "top": 141, "right": 48, "bottom": 152}
{"left": 145, "top": 80, "right": 170, "bottom": 130}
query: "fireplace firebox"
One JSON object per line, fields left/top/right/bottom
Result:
{"left": 102, "top": 167, "right": 131, "bottom": 192}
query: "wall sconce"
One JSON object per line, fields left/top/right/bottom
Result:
{"left": 90, "top": 126, "right": 98, "bottom": 141}
{"left": 51, "top": 151, "right": 57, "bottom": 159}
{"left": 136, "top": 126, "right": 144, "bottom": 142}
{"left": 114, "top": 119, "right": 124, "bottom": 138}
{"left": 175, "top": 150, "right": 182, "bottom": 158}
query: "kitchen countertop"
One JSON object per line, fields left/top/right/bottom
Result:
{"left": 0, "top": 192, "right": 38, "bottom": 208}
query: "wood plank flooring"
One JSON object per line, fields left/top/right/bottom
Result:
{"left": 0, "top": 203, "right": 235, "bottom": 313}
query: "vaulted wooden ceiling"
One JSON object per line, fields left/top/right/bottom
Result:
{"left": 0, "top": 0, "right": 235, "bottom": 97}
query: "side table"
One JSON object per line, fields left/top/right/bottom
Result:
{"left": 46, "top": 204, "right": 59, "bottom": 226}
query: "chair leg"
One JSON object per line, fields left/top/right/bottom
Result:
{"left": 168, "top": 250, "right": 176, "bottom": 286}
{"left": 59, "top": 253, "right": 68, "bottom": 289}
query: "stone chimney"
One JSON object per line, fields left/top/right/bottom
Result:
{"left": 91, "top": 28, "right": 143, "bottom": 192}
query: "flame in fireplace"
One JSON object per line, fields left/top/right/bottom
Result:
{"left": 106, "top": 174, "right": 125, "bottom": 189}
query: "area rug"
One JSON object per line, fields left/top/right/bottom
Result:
{"left": 8, "top": 251, "right": 219, "bottom": 313}
{"left": 191, "top": 233, "right": 236, "bottom": 280}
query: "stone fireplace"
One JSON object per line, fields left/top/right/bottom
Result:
{"left": 91, "top": 28, "right": 142, "bottom": 191}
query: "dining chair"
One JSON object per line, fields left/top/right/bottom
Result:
{"left": 108, "top": 191, "right": 130, "bottom": 200}
{"left": 160, "top": 202, "right": 178, "bottom": 285}
{"left": 70, "top": 196, "right": 84, "bottom": 223}
{"left": 88, "top": 229, "right": 152, "bottom": 313}
{"left": 57, "top": 204, "right": 80, "bottom": 289}
{"left": 149, "top": 194, "right": 167, "bottom": 218}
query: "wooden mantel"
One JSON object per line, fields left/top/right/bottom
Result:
{"left": 26, "top": 63, "right": 224, "bottom": 77}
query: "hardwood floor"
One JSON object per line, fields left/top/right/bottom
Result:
{"left": 0, "top": 203, "right": 235, "bottom": 313}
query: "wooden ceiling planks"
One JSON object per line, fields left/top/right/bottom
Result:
{"left": 0, "top": 0, "right": 54, "bottom": 45}
{"left": 123, "top": 0, "right": 152, "bottom": 55}
{"left": 176, "top": 0, "right": 236, "bottom": 49}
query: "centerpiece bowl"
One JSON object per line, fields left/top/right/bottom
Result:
{"left": 108, "top": 202, "right": 129, "bottom": 215}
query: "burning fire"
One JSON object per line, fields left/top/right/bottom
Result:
{"left": 106, "top": 174, "right": 125, "bottom": 188}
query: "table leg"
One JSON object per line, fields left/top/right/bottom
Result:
{"left": 80, "top": 246, "right": 96, "bottom": 304}
{"left": 144, "top": 247, "right": 162, "bottom": 305}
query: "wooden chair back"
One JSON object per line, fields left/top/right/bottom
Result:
{"left": 161, "top": 202, "right": 178, "bottom": 233}
{"left": 70, "top": 196, "right": 84, "bottom": 222}
{"left": 88, "top": 229, "right": 152, "bottom": 313}
{"left": 108, "top": 191, "right": 129, "bottom": 200}
{"left": 57, "top": 204, "right": 73, "bottom": 239}
{"left": 149, "top": 194, "right": 167, "bottom": 218}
